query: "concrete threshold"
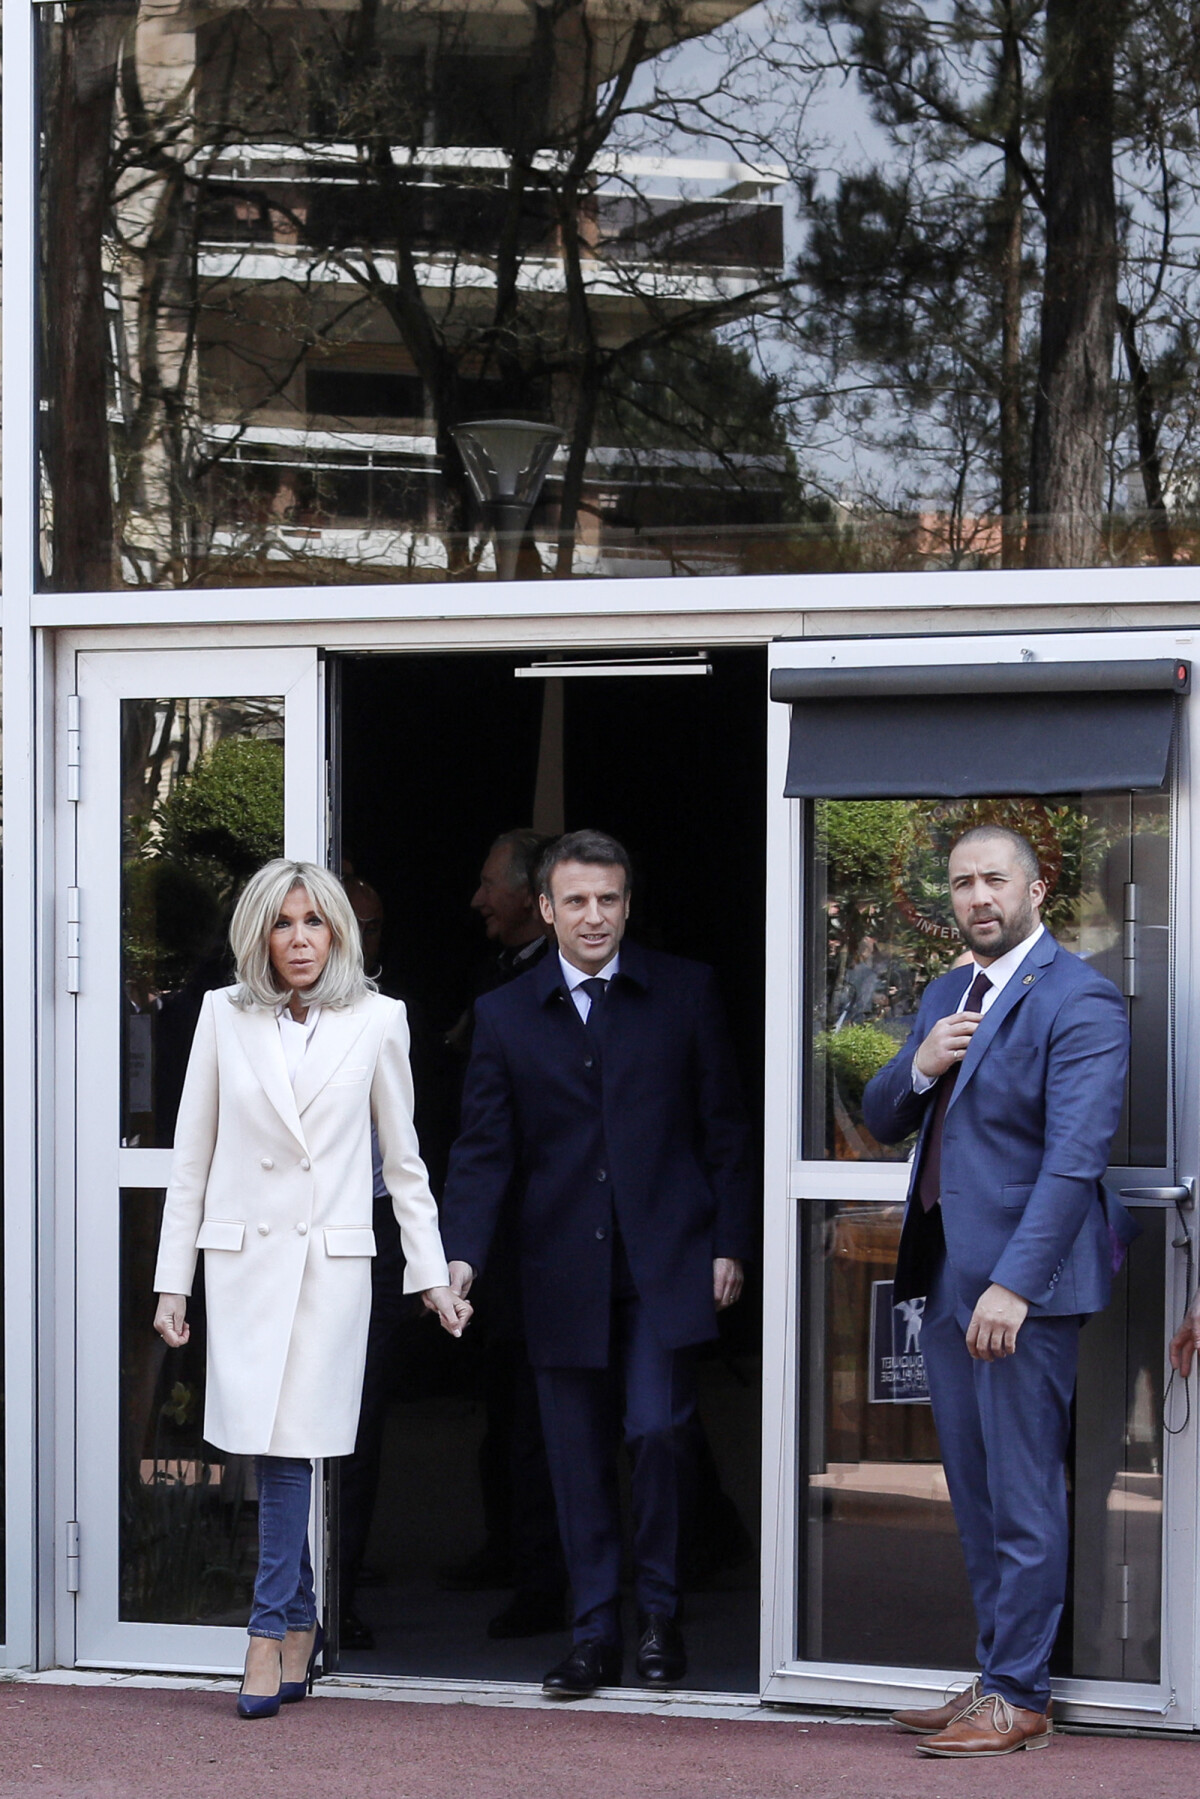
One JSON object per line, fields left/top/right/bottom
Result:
{"left": 1, "top": 1664, "right": 881, "bottom": 1725}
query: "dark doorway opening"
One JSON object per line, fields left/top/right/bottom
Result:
{"left": 331, "top": 646, "right": 766, "bottom": 1691}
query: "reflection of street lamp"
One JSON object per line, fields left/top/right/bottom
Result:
{"left": 452, "top": 418, "right": 563, "bottom": 581}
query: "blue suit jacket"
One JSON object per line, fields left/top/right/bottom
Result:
{"left": 439, "top": 939, "right": 754, "bottom": 1368}
{"left": 862, "top": 931, "right": 1133, "bottom": 1326}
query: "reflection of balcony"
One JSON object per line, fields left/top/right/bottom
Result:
{"left": 194, "top": 144, "right": 786, "bottom": 286}
{"left": 197, "top": 421, "right": 791, "bottom": 570}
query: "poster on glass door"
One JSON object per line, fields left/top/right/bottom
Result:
{"left": 869, "top": 1281, "right": 932, "bottom": 1405}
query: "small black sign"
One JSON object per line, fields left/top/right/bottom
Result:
{"left": 869, "top": 1280, "right": 931, "bottom": 1405}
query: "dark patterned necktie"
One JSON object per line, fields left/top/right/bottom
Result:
{"left": 917, "top": 967, "right": 992, "bottom": 1212}
{"left": 580, "top": 977, "right": 608, "bottom": 1027}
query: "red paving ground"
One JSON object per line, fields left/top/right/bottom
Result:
{"left": 0, "top": 1686, "right": 1194, "bottom": 1799}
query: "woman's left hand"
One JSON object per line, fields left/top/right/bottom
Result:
{"left": 422, "top": 1284, "right": 472, "bottom": 1337}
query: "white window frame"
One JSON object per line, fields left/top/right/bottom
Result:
{"left": 760, "top": 628, "right": 1200, "bottom": 1729}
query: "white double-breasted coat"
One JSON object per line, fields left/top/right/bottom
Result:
{"left": 153, "top": 985, "right": 450, "bottom": 1457}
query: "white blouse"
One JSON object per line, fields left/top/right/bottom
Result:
{"left": 277, "top": 1004, "right": 321, "bottom": 1086}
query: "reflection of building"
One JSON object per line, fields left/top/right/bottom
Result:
{"left": 99, "top": 0, "right": 789, "bottom": 587}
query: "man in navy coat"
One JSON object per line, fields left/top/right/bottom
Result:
{"left": 864, "top": 825, "right": 1131, "bottom": 1758}
{"left": 440, "top": 828, "right": 753, "bottom": 1698}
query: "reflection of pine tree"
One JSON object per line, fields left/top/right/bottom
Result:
{"left": 595, "top": 333, "right": 825, "bottom": 528}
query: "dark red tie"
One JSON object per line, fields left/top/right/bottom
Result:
{"left": 917, "top": 968, "right": 992, "bottom": 1212}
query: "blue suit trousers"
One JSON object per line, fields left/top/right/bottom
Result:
{"left": 922, "top": 1253, "right": 1080, "bottom": 1713}
{"left": 535, "top": 1284, "right": 697, "bottom": 1646}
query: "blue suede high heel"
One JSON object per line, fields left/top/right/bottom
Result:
{"left": 236, "top": 1643, "right": 283, "bottom": 1720}
{"left": 279, "top": 1620, "right": 325, "bottom": 1704}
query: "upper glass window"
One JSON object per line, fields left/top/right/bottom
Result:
{"left": 36, "top": 1, "right": 1200, "bottom": 589}
{"left": 805, "top": 792, "right": 1170, "bottom": 1168}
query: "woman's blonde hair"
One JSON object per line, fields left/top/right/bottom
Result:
{"left": 228, "top": 859, "right": 374, "bottom": 1010}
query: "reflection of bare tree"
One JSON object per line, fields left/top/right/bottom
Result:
{"left": 42, "top": 0, "right": 814, "bottom": 587}
{"left": 42, "top": 0, "right": 138, "bottom": 591}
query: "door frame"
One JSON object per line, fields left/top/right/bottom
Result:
{"left": 759, "top": 626, "right": 1200, "bottom": 1728}
{"left": 58, "top": 644, "right": 323, "bottom": 1672}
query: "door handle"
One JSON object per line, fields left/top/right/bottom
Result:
{"left": 1119, "top": 1182, "right": 1195, "bottom": 1208}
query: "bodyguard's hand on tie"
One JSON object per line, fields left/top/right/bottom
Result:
{"left": 423, "top": 1284, "right": 473, "bottom": 1336}
{"left": 966, "top": 1282, "right": 1029, "bottom": 1360}
{"left": 713, "top": 1258, "right": 743, "bottom": 1310}
{"left": 1169, "top": 1288, "right": 1200, "bottom": 1378}
{"left": 914, "top": 1010, "right": 985, "bottom": 1080}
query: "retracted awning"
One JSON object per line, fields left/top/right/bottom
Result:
{"left": 771, "top": 658, "right": 1190, "bottom": 799}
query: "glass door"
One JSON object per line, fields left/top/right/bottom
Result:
{"left": 65, "top": 646, "right": 322, "bottom": 1671}
{"left": 760, "top": 630, "right": 1199, "bottom": 1728}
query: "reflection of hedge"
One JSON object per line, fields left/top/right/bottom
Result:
{"left": 815, "top": 1023, "right": 898, "bottom": 1106}
{"left": 123, "top": 857, "right": 223, "bottom": 991}
{"left": 158, "top": 738, "right": 284, "bottom": 883}
{"left": 817, "top": 800, "right": 912, "bottom": 895}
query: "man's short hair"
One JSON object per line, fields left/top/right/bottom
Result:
{"left": 950, "top": 824, "right": 1041, "bottom": 883}
{"left": 490, "top": 828, "right": 552, "bottom": 895}
{"left": 538, "top": 829, "right": 633, "bottom": 899}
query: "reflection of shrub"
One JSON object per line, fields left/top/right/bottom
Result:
{"left": 123, "top": 857, "right": 224, "bottom": 992}
{"left": 817, "top": 800, "right": 912, "bottom": 895}
{"left": 158, "top": 738, "right": 284, "bottom": 886}
{"left": 815, "top": 1023, "right": 899, "bottom": 1106}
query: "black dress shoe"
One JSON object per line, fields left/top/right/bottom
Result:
{"left": 636, "top": 1613, "right": 686, "bottom": 1684}
{"left": 541, "top": 1641, "right": 623, "bottom": 1699}
{"left": 488, "top": 1588, "right": 569, "bottom": 1639}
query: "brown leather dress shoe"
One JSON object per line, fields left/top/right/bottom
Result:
{"left": 917, "top": 1692, "right": 1053, "bottom": 1757}
{"left": 892, "top": 1677, "right": 981, "bottom": 1734}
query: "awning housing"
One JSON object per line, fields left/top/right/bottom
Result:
{"left": 772, "top": 658, "right": 1189, "bottom": 799}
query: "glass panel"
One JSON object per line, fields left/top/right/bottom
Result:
{"left": 799, "top": 1201, "right": 976, "bottom": 1667}
{"left": 1071, "top": 1206, "right": 1165, "bottom": 1682}
{"left": 121, "top": 1189, "right": 257, "bottom": 1624}
{"left": 799, "top": 1201, "right": 1165, "bottom": 1680}
{"left": 39, "top": 2, "right": 1200, "bottom": 589}
{"left": 805, "top": 794, "right": 1169, "bottom": 1166}
{"left": 121, "top": 697, "right": 284, "bottom": 1148}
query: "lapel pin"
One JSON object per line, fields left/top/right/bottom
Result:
{"left": 1022, "top": 973, "right": 1035, "bottom": 984}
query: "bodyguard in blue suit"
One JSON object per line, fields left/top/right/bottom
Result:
{"left": 863, "top": 825, "right": 1131, "bottom": 1759}
{"left": 439, "top": 829, "right": 753, "bottom": 1698}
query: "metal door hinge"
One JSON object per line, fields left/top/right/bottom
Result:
{"left": 1122, "top": 883, "right": 1138, "bottom": 998}
{"left": 1117, "top": 1563, "right": 1130, "bottom": 1640}
{"left": 67, "top": 889, "right": 81, "bottom": 993}
{"left": 66, "top": 1521, "right": 80, "bottom": 1593}
{"left": 66, "top": 695, "right": 80, "bottom": 802}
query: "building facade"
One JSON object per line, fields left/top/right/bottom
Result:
{"left": 5, "top": 0, "right": 1200, "bottom": 1728}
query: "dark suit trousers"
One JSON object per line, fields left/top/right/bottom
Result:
{"left": 921, "top": 1251, "right": 1079, "bottom": 1713}
{"left": 534, "top": 1244, "right": 697, "bottom": 1646}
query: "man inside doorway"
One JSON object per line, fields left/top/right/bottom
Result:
{"left": 471, "top": 827, "right": 554, "bottom": 983}
{"left": 439, "top": 829, "right": 753, "bottom": 1698}
{"left": 864, "top": 826, "right": 1132, "bottom": 1758}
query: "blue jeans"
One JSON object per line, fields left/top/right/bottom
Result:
{"left": 248, "top": 1455, "right": 318, "bottom": 1640}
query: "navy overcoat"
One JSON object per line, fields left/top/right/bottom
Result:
{"left": 863, "top": 930, "right": 1134, "bottom": 1328}
{"left": 439, "top": 938, "right": 754, "bottom": 1368}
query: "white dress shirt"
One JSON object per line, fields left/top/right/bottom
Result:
{"left": 560, "top": 951, "right": 620, "bottom": 1022}
{"left": 277, "top": 1003, "right": 320, "bottom": 1085}
{"left": 911, "top": 923, "right": 1044, "bottom": 1093}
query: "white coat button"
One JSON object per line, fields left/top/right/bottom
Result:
{"left": 257, "top": 1223, "right": 270, "bottom": 1236}
{"left": 300, "top": 1158, "right": 312, "bottom": 1171}
{"left": 261, "top": 1157, "right": 274, "bottom": 1171}
{"left": 296, "top": 1221, "right": 309, "bottom": 1235}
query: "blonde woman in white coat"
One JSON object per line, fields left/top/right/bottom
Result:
{"left": 153, "top": 859, "right": 469, "bottom": 1719}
